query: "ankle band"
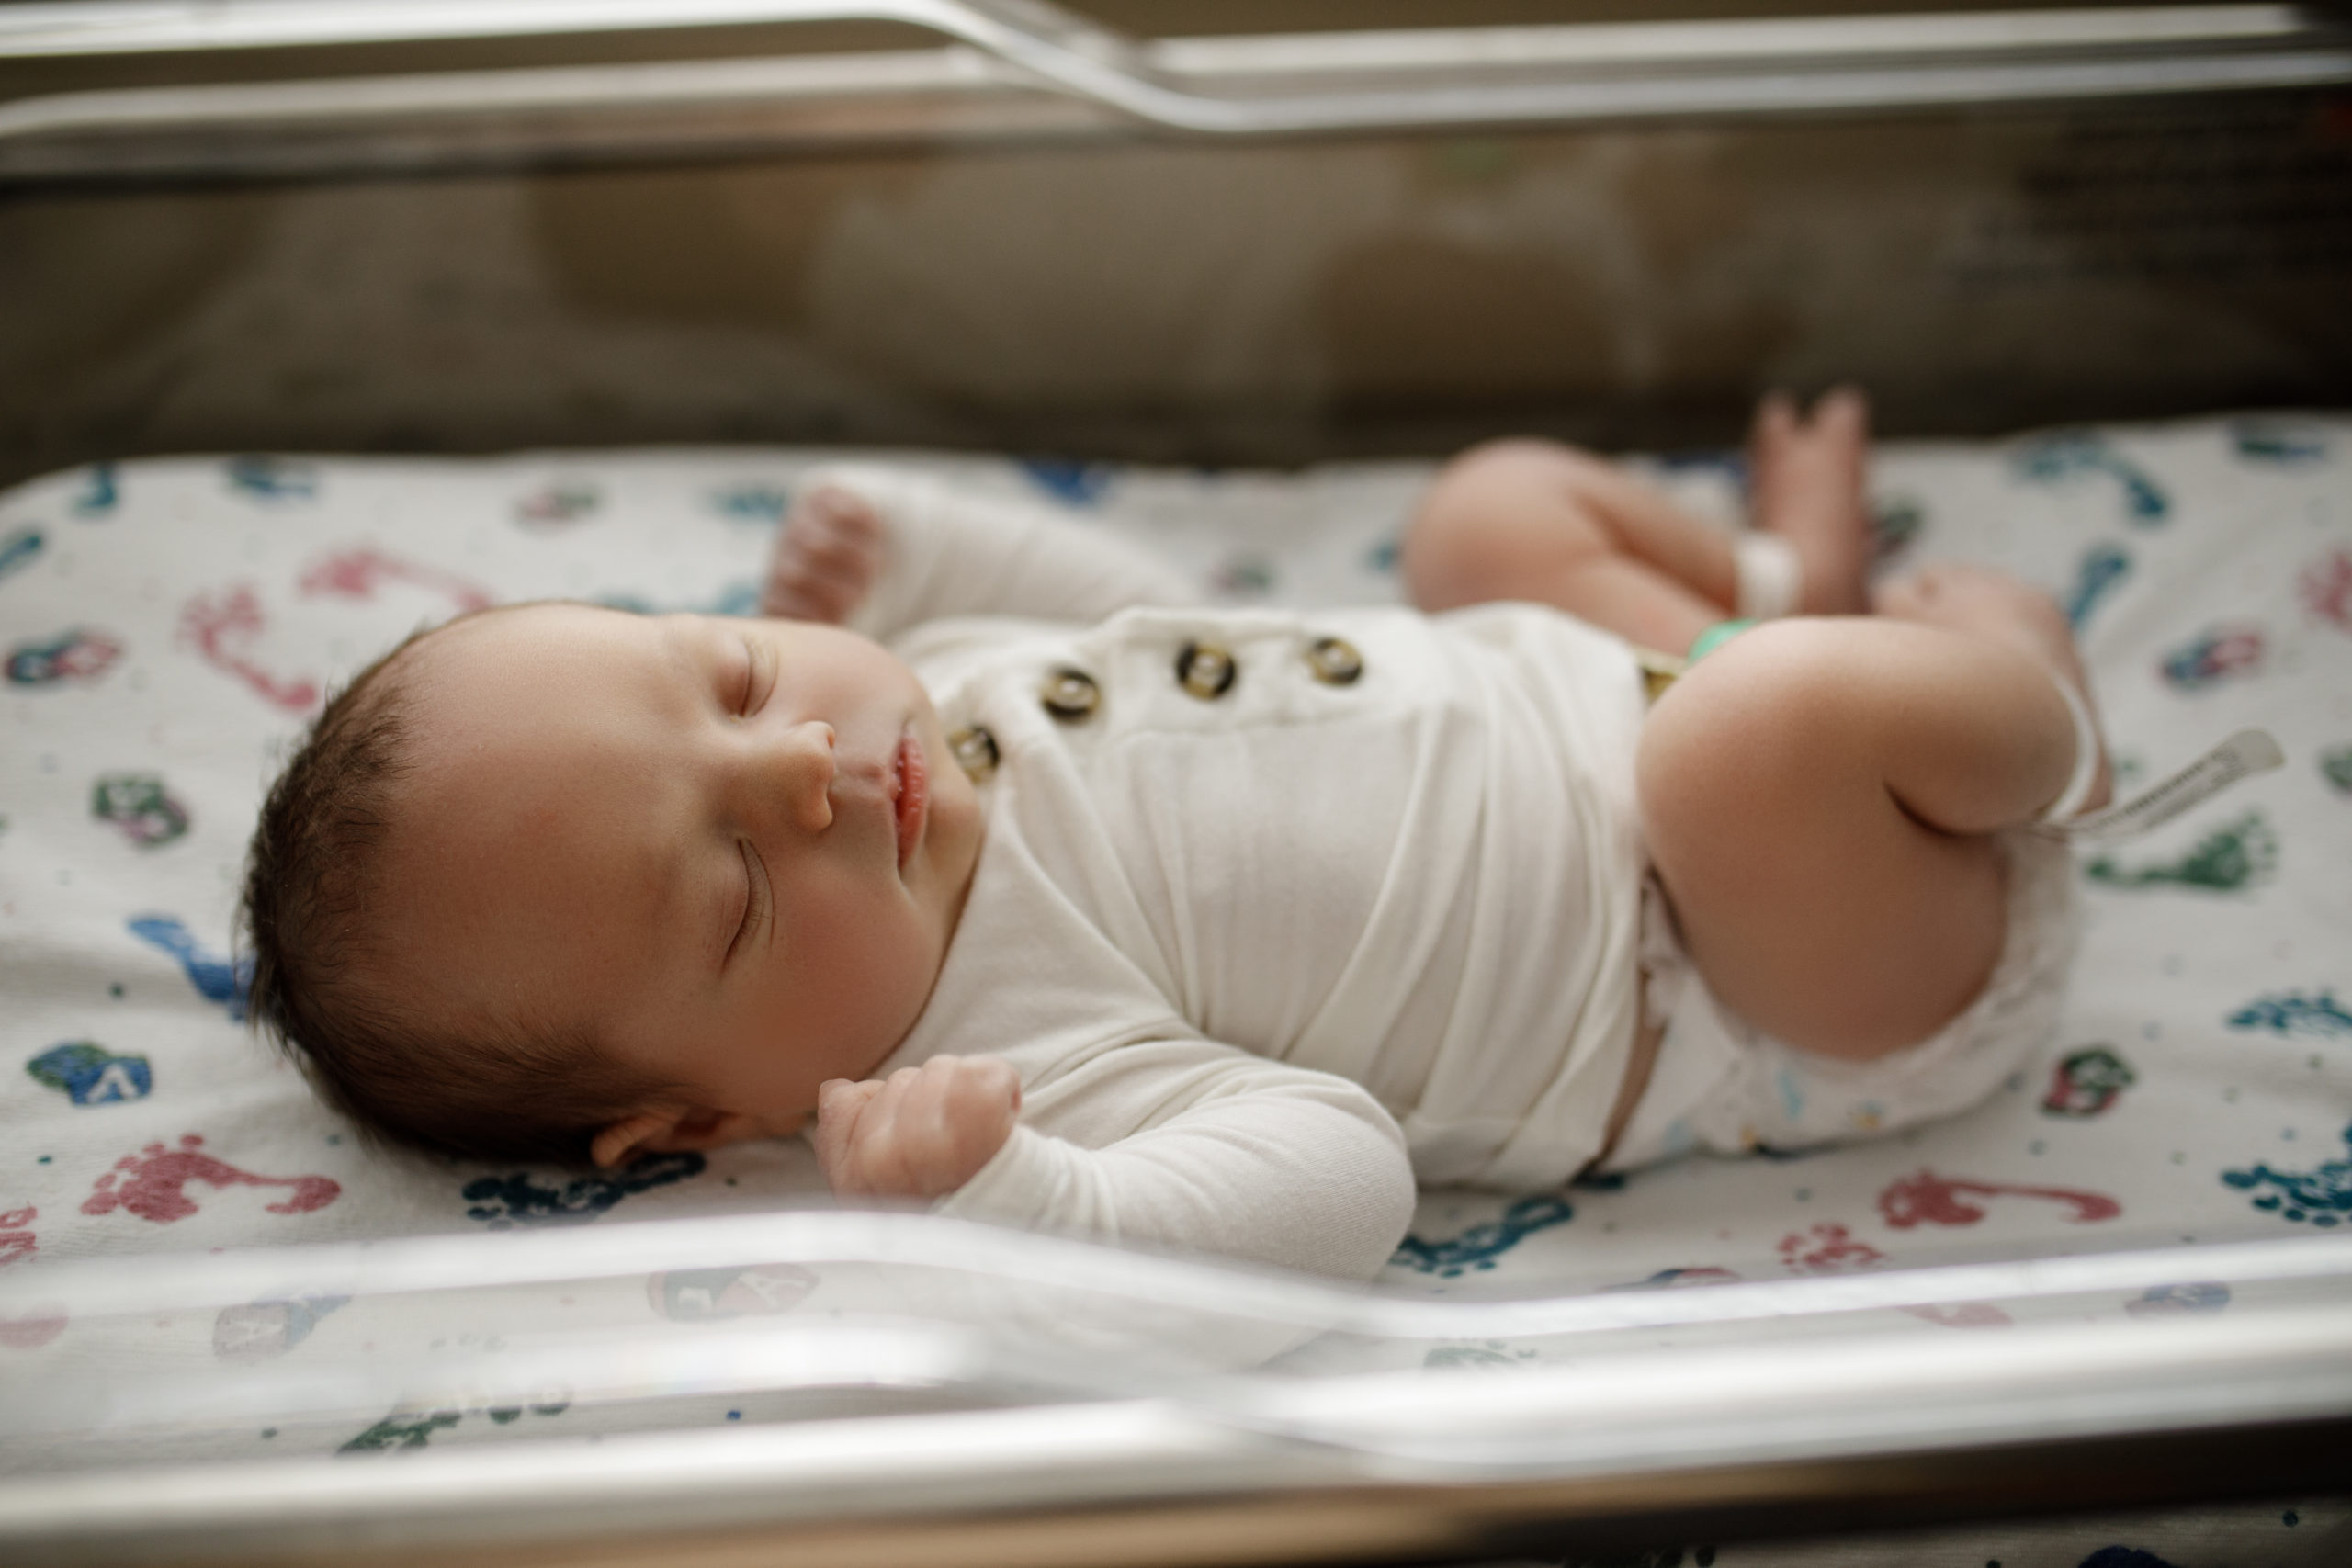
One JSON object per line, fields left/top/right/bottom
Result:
{"left": 2034, "top": 672, "right": 2103, "bottom": 828}
{"left": 1687, "top": 619, "right": 1754, "bottom": 663}
{"left": 1733, "top": 533, "right": 1803, "bottom": 620}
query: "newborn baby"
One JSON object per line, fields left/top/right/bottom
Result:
{"left": 243, "top": 392, "right": 2106, "bottom": 1279}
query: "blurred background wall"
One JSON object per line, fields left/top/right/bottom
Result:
{"left": 4, "top": 4, "right": 2348, "bottom": 482}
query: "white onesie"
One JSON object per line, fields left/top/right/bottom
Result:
{"left": 825, "top": 468, "right": 1649, "bottom": 1282}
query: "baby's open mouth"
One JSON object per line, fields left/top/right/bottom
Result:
{"left": 892, "top": 731, "right": 927, "bottom": 871}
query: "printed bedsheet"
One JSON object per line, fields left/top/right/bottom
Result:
{"left": 2, "top": 418, "right": 2348, "bottom": 1564}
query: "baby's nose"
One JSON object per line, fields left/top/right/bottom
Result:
{"left": 778, "top": 721, "right": 836, "bottom": 833}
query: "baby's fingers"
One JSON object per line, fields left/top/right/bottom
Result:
{"left": 811, "top": 1077, "right": 888, "bottom": 1190}
{"left": 820, "top": 1060, "right": 1020, "bottom": 1200}
{"left": 902, "top": 1057, "right": 1021, "bottom": 1192}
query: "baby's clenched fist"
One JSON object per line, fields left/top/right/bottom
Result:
{"left": 763, "top": 484, "right": 885, "bottom": 624}
{"left": 812, "top": 1056, "right": 1022, "bottom": 1201}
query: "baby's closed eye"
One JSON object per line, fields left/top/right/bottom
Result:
{"left": 725, "top": 839, "right": 769, "bottom": 969}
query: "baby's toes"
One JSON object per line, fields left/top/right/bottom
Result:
{"left": 795, "top": 487, "right": 884, "bottom": 565}
{"left": 1869, "top": 568, "right": 1939, "bottom": 619}
{"left": 767, "top": 486, "right": 885, "bottom": 621}
{"left": 1811, "top": 385, "right": 1870, "bottom": 438}
{"left": 1748, "top": 391, "right": 1799, "bottom": 465}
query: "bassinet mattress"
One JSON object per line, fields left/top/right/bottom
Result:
{"left": 3, "top": 417, "right": 2349, "bottom": 1562}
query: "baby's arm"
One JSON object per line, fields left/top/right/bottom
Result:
{"left": 765, "top": 465, "right": 1197, "bottom": 640}
{"left": 812, "top": 1038, "right": 1417, "bottom": 1281}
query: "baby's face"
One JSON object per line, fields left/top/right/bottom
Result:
{"left": 379, "top": 604, "right": 982, "bottom": 1141}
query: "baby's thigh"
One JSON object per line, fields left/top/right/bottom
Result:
{"left": 1634, "top": 621, "right": 2006, "bottom": 1062}
{"left": 1400, "top": 439, "right": 1616, "bottom": 611}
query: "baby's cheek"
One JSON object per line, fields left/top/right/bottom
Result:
{"left": 779, "top": 885, "right": 939, "bottom": 1060}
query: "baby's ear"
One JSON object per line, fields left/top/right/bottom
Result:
{"left": 590, "top": 1107, "right": 763, "bottom": 1168}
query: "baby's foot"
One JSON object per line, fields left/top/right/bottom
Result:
{"left": 1872, "top": 562, "right": 2113, "bottom": 817}
{"left": 763, "top": 483, "right": 885, "bottom": 623}
{"left": 1748, "top": 388, "right": 1872, "bottom": 615}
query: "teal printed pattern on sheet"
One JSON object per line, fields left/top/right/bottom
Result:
{"left": 2227, "top": 988, "right": 2352, "bottom": 1038}
{"left": 0, "top": 526, "right": 41, "bottom": 581}
{"left": 92, "top": 773, "right": 190, "bottom": 847}
{"left": 213, "top": 1292, "right": 349, "bottom": 1359}
{"left": 708, "top": 482, "right": 788, "bottom": 523}
{"left": 1209, "top": 554, "right": 1278, "bottom": 598}
{"left": 224, "top": 455, "right": 318, "bottom": 502}
{"left": 2014, "top": 431, "right": 2170, "bottom": 524}
{"left": 2233, "top": 418, "right": 2327, "bottom": 463}
{"left": 2159, "top": 624, "right": 2265, "bottom": 691}
{"left": 2125, "top": 1281, "right": 2229, "bottom": 1316}
{"left": 129, "top": 914, "right": 253, "bottom": 1019}
{"left": 462, "top": 1152, "right": 707, "bottom": 1228}
{"left": 599, "top": 581, "right": 761, "bottom": 617}
{"left": 340, "top": 1409, "right": 461, "bottom": 1452}
{"left": 2221, "top": 1124, "right": 2352, "bottom": 1226}
{"left": 2324, "top": 745, "right": 2352, "bottom": 795}
{"left": 1020, "top": 457, "right": 1114, "bottom": 507}
{"left": 6, "top": 627, "right": 122, "bottom": 687}
{"left": 72, "top": 461, "right": 118, "bottom": 516}
{"left": 1871, "top": 494, "right": 1925, "bottom": 559}
{"left": 1602, "top": 1266, "right": 1741, "bottom": 1292}
{"left": 2064, "top": 542, "right": 2131, "bottom": 628}
{"left": 2086, "top": 810, "right": 2275, "bottom": 893}
{"left": 2042, "top": 1045, "right": 2135, "bottom": 1116}
{"left": 341, "top": 1400, "right": 570, "bottom": 1453}
{"left": 26, "top": 1042, "right": 152, "bottom": 1105}
{"left": 1392, "top": 1194, "right": 1574, "bottom": 1277}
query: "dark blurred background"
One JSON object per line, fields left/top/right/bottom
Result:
{"left": 4, "top": 0, "right": 2349, "bottom": 485}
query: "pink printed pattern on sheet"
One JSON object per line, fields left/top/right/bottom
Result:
{"left": 179, "top": 585, "right": 320, "bottom": 713}
{"left": 82, "top": 1134, "right": 341, "bottom": 1224}
{"left": 300, "top": 546, "right": 494, "bottom": 613}
{"left": 0, "top": 1207, "right": 66, "bottom": 1348}
{"left": 1879, "top": 1169, "right": 2121, "bottom": 1228}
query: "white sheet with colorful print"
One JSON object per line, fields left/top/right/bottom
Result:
{"left": 2, "top": 420, "right": 2349, "bottom": 1566}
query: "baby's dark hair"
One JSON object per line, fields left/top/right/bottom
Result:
{"left": 241, "top": 613, "right": 676, "bottom": 1166}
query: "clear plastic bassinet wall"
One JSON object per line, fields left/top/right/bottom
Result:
{"left": 5, "top": 5, "right": 2352, "bottom": 1567}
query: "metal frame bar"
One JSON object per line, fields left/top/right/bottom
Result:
{"left": 3, "top": 3, "right": 2348, "bottom": 181}
{"left": 5, "top": 1214, "right": 2350, "bottom": 1563}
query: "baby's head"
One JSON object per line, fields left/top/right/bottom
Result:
{"left": 243, "top": 603, "right": 983, "bottom": 1167}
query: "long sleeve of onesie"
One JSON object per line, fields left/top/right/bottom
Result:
{"left": 802, "top": 463, "right": 1199, "bottom": 640}
{"left": 931, "top": 1035, "right": 1419, "bottom": 1282}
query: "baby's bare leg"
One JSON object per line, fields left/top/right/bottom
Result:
{"left": 1402, "top": 390, "right": 1871, "bottom": 651}
{"left": 1638, "top": 597, "right": 2091, "bottom": 1064}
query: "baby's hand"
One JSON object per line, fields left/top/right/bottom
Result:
{"left": 763, "top": 484, "right": 885, "bottom": 623}
{"left": 812, "top": 1056, "right": 1022, "bottom": 1201}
